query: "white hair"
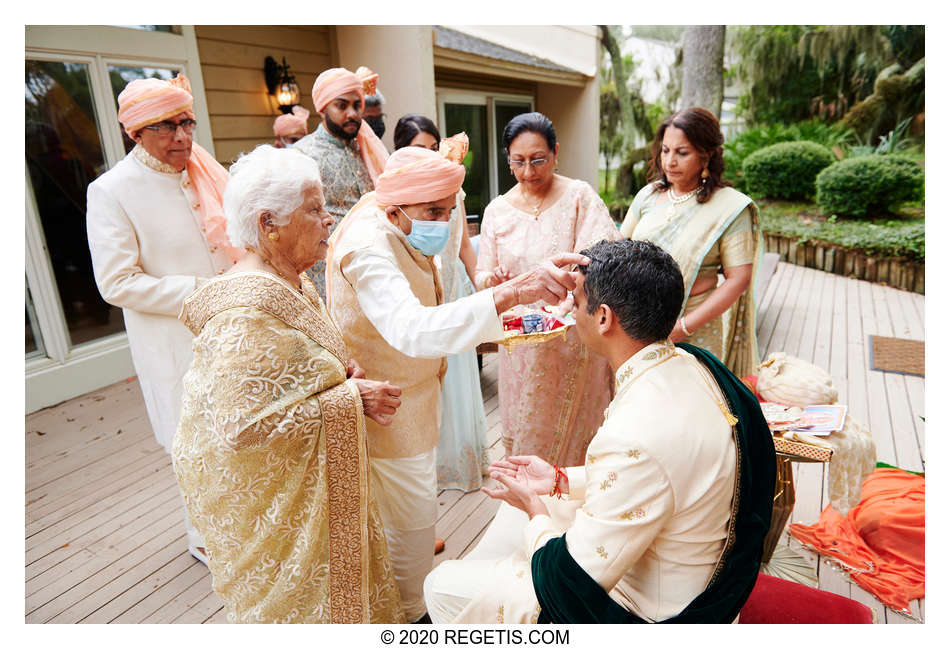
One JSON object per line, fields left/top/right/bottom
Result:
{"left": 223, "top": 144, "right": 322, "bottom": 250}
{"left": 364, "top": 91, "right": 385, "bottom": 106}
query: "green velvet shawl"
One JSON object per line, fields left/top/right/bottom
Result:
{"left": 531, "top": 343, "right": 776, "bottom": 624}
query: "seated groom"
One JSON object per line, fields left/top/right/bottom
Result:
{"left": 424, "top": 239, "right": 776, "bottom": 624}
{"left": 325, "top": 142, "right": 588, "bottom": 624}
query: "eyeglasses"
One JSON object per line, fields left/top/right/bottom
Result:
{"left": 143, "top": 119, "right": 197, "bottom": 136}
{"left": 508, "top": 157, "right": 550, "bottom": 170}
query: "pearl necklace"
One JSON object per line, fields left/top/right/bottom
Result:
{"left": 665, "top": 185, "right": 700, "bottom": 221}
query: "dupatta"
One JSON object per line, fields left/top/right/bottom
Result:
{"left": 622, "top": 186, "right": 762, "bottom": 377}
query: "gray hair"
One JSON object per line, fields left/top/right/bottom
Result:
{"left": 223, "top": 145, "right": 322, "bottom": 250}
{"left": 364, "top": 90, "right": 385, "bottom": 107}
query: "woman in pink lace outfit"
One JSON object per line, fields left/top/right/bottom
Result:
{"left": 475, "top": 113, "right": 620, "bottom": 467}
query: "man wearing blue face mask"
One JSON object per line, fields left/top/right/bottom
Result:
{"left": 325, "top": 145, "right": 587, "bottom": 624}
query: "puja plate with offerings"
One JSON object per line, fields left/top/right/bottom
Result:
{"left": 494, "top": 306, "right": 575, "bottom": 351}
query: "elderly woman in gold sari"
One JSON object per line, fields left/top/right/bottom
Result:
{"left": 173, "top": 145, "right": 404, "bottom": 623}
{"left": 620, "top": 107, "right": 761, "bottom": 377}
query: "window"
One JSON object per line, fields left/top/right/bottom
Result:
{"left": 437, "top": 91, "right": 533, "bottom": 223}
{"left": 25, "top": 58, "right": 121, "bottom": 347}
{"left": 25, "top": 25, "right": 207, "bottom": 412}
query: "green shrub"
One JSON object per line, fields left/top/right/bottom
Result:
{"left": 742, "top": 141, "right": 836, "bottom": 199}
{"left": 723, "top": 119, "right": 853, "bottom": 192}
{"left": 816, "top": 155, "right": 923, "bottom": 217}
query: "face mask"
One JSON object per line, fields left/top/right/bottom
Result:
{"left": 365, "top": 116, "right": 386, "bottom": 139}
{"left": 398, "top": 207, "right": 450, "bottom": 256}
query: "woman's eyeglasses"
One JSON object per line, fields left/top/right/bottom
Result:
{"left": 508, "top": 157, "right": 549, "bottom": 170}
{"left": 143, "top": 119, "right": 198, "bottom": 136}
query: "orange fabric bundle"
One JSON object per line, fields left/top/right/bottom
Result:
{"left": 788, "top": 467, "right": 924, "bottom": 613}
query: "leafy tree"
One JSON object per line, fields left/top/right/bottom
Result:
{"left": 731, "top": 25, "right": 924, "bottom": 140}
{"left": 599, "top": 64, "right": 626, "bottom": 196}
{"left": 731, "top": 25, "right": 823, "bottom": 124}
{"left": 598, "top": 25, "right": 655, "bottom": 197}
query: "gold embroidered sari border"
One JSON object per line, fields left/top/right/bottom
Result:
{"left": 321, "top": 380, "right": 370, "bottom": 623}
{"left": 181, "top": 271, "right": 348, "bottom": 366}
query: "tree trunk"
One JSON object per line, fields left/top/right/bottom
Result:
{"left": 598, "top": 26, "right": 638, "bottom": 157}
{"left": 680, "top": 25, "right": 726, "bottom": 119}
{"left": 616, "top": 145, "right": 652, "bottom": 198}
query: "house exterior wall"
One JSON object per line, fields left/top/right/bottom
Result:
{"left": 537, "top": 77, "right": 600, "bottom": 189}
{"left": 194, "top": 24, "right": 599, "bottom": 181}
{"left": 334, "top": 25, "right": 437, "bottom": 152}
{"left": 457, "top": 25, "right": 600, "bottom": 188}
{"left": 194, "top": 25, "right": 334, "bottom": 165}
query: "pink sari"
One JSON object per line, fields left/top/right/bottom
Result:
{"left": 476, "top": 178, "right": 620, "bottom": 466}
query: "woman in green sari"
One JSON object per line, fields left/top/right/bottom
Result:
{"left": 620, "top": 107, "right": 760, "bottom": 377}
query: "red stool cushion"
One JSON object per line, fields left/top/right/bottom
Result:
{"left": 738, "top": 573, "right": 874, "bottom": 623}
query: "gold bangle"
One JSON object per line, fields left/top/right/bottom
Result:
{"left": 680, "top": 317, "right": 694, "bottom": 337}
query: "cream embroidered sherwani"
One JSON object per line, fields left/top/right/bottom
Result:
{"left": 87, "top": 145, "right": 234, "bottom": 554}
{"left": 424, "top": 340, "right": 739, "bottom": 623}
{"left": 326, "top": 200, "right": 504, "bottom": 621}
{"left": 173, "top": 271, "right": 404, "bottom": 623}
{"left": 86, "top": 145, "right": 234, "bottom": 453}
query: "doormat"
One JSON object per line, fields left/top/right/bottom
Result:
{"left": 869, "top": 335, "right": 925, "bottom": 377}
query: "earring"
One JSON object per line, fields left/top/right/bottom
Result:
{"left": 701, "top": 167, "right": 710, "bottom": 182}
{"left": 268, "top": 232, "right": 279, "bottom": 241}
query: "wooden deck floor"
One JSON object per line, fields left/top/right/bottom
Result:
{"left": 25, "top": 261, "right": 924, "bottom": 623}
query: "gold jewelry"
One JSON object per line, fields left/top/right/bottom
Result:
{"left": 519, "top": 183, "right": 545, "bottom": 218}
{"left": 701, "top": 166, "right": 710, "bottom": 180}
{"left": 268, "top": 232, "right": 279, "bottom": 241}
{"left": 665, "top": 185, "right": 700, "bottom": 222}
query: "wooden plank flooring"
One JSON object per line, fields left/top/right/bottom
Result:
{"left": 25, "top": 262, "right": 924, "bottom": 623}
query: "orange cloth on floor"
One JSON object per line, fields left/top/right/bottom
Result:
{"left": 788, "top": 468, "right": 924, "bottom": 613}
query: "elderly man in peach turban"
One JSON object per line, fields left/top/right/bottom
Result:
{"left": 294, "top": 66, "right": 389, "bottom": 299}
{"left": 272, "top": 105, "right": 309, "bottom": 148}
{"left": 325, "top": 139, "right": 588, "bottom": 623}
{"left": 86, "top": 74, "right": 243, "bottom": 568}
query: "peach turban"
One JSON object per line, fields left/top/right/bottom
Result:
{"left": 117, "top": 74, "right": 244, "bottom": 264}
{"left": 375, "top": 134, "right": 467, "bottom": 206}
{"left": 311, "top": 66, "right": 388, "bottom": 184}
{"left": 273, "top": 105, "right": 310, "bottom": 138}
{"left": 117, "top": 74, "right": 195, "bottom": 136}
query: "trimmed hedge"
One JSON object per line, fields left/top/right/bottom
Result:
{"left": 816, "top": 155, "right": 924, "bottom": 218}
{"left": 742, "top": 141, "right": 836, "bottom": 199}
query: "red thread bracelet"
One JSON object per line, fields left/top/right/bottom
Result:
{"left": 550, "top": 464, "right": 567, "bottom": 500}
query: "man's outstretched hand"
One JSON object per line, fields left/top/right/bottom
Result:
{"left": 487, "top": 455, "right": 556, "bottom": 496}
{"left": 482, "top": 471, "right": 549, "bottom": 519}
{"left": 493, "top": 252, "right": 589, "bottom": 314}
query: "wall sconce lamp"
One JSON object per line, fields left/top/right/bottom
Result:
{"left": 264, "top": 56, "right": 300, "bottom": 114}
